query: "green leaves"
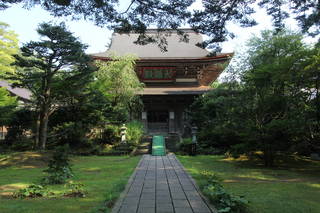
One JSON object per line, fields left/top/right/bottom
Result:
{"left": 13, "top": 184, "right": 50, "bottom": 199}
{"left": 0, "top": 22, "right": 19, "bottom": 77}
{"left": 201, "top": 171, "right": 249, "bottom": 213}
{"left": 0, "top": 87, "right": 17, "bottom": 125}
{"left": 9, "top": 22, "right": 94, "bottom": 149}
{"left": 126, "top": 120, "right": 144, "bottom": 147}
{"left": 191, "top": 29, "right": 320, "bottom": 166}
{"left": 1, "top": 1, "right": 320, "bottom": 51}
{"left": 93, "top": 54, "right": 143, "bottom": 116}
{"left": 63, "top": 181, "right": 87, "bottom": 198}
{"left": 43, "top": 145, "right": 73, "bottom": 184}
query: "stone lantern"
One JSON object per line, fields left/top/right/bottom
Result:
{"left": 120, "top": 124, "right": 127, "bottom": 144}
{"left": 190, "top": 126, "right": 198, "bottom": 156}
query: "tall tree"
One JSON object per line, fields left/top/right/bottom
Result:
{"left": 0, "top": 21, "right": 18, "bottom": 128}
{"left": 191, "top": 30, "right": 317, "bottom": 166}
{"left": 240, "top": 30, "right": 320, "bottom": 166}
{"left": 0, "top": 21, "right": 19, "bottom": 78}
{"left": 93, "top": 54, "right": 144, "bottom": 120}
{"left": 11, "top": 22, "right": 94, "bottom": 150}
{"left": 298, "top": 43, "right": 320, "bottom": 153}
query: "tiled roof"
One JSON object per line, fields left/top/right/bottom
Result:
{"left": 138, "top": 86, "right": 212, "bottom": 95}
{"left": 0, "top": 80, "right": 32, "bottom": 101}
{"left": 92, "top": 29, "right": 211, "bottom": 59}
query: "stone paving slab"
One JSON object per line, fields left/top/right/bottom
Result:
{"left": 112, "top": 154, "right": 216, "bottom": 213}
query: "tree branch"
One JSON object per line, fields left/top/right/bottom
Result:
{"left": 120, "top": 0, "right": 136, "bottom": 14}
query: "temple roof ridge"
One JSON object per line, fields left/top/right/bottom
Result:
{"left": 91, "top": 29, "right": 214, "bottom": 59}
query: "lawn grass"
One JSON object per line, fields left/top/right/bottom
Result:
{"left": 178, "top": 155, "right": 320, "bottom": 213}
{"left": 0, "top": 152, "right": 141, "bottom": 213}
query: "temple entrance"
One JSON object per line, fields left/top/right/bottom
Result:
{"left": 147, "top": 110, "right": 169, "bottom": 133}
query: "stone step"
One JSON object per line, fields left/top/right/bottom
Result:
{"left": 135, "top": 149, "right": 150, "bottom": 155}
{"left": 138, "top": 142, "right": 149, "bottom": 147}
{"left": 132, "top": 141, "right": 151, "bottom": 155}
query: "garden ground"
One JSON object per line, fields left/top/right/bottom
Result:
{"left": 0, "top": 152, "right": 141, "bottom": 213}
{"left": 1, "top": 152, "right": 320, "bottom": 213}
{"left": 178, "top": 154, "right": 320, "bottom": 213}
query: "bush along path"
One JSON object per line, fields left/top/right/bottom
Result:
{"left": 112, "top": 154, "right": 215, "bottom": 213}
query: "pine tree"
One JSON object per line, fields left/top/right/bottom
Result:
{"left": 11, "top": 22, "right": 94, "bottom": 150}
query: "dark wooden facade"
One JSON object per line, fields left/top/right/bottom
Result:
{"left": 136, "top": 57, "right": 231, "bottom": 135}
{"left": 92, "top": 29, "right": 232, "bottom": 135}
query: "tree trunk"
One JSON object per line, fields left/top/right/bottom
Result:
{"left": 39, "top": 75, "right": 52, "bottom": 150}
{"left": 315, "top": 72, "right": 320, "bottom": 127}
{"left": 33, "top": 111, "right": 40, "bottom": 149}
{"left": 39, "top": 102, "right": 50, "bottom": 150}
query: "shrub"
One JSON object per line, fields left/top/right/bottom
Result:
{"left": 43, "top": 145, "right": 73, "bottom": 184}
{"left": 4, "top": 108, "right": 34, "bottom": 149}
{"left": 201, "top": 170, "right": 248, "bottom": 213}
{"left": 178, "top": 138, "right": 193, "bottom": 153}
{"left": 102, "top": 124, "right": 120, "bottom": 144}
{"left": 64, "top": 181, "right": 87, "bottom": 197}
{"left": 13, "top": 184, "right": 51, "bottom": 198}
{"left": 126, "top": 120, "right": 144, "bottom": 148}
{"left": 49, "top": 122, "right": 82, "bottom": 146}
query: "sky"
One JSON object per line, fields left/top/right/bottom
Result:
{"left": 0, "top": 1, "right": 317, "bottom": 54}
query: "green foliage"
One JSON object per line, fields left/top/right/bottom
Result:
{"left": 64, "top": 181, "right": 87, "bottom": 198}
{"left": 200, "top": 170, "right": 223, "bottom": 183}
{"left": 180, "top": 155, "right": 320, "bottom": 213}
{"left": 102, "top": 124, "right": 120, "bottom": 144}
{"left": 0, "top": 21, "right": 19, "bottom": 77}
{"left": 47, "top": 87, "right": 121, "bottom": 150}
{"left": 13, "top": 182, "right": 87, "bottom": 199}
{"left": 4, "top": 108, "right": 34, "bottom": 148}
{"left": 126, "top": 120, "right": 144, "bottom": 147}
{"left": 190, "top": 30, "right": 320, "bottom": 166}
{"left": 177, "top": 137, "right": 193, "bottom": 154}
{"left": 190, "top": 85, "right": 244, "bottom": 153}
{"left": 93, "top": 54, "right": 143, "bottom": 117}
{"left": 1, "top": 1, "right": 318, "bottom": 51}
{"left": 44, "top": 54, "right": 146, "bottom": 153}
{"left": 200, "top": 171, "right": 248, "bottom": 213}
{"left": 9, "top": 22, "right": 94, "bottom": 150}
{"left": 0, "top": 87, "right": 17, "bottom": 125}
{"left": 13, "top": 184, "right": 51, "bottom": 199}
{"left": 43, "top": 145, "right": 73, "bottom": 184}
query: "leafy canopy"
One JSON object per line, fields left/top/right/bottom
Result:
{"left": 93, "top": 54, "right": 143, "bottom": 112}
{"left": 0, "top": 22, "right": 19, "bottom": 77}
{"left": 1, "top": 1, "right": 319, "bottom": 51}
{"left": 11, "top": 22, "right": 94, "bottom": 149}
{"left": 190, "top": 29, "right": 319, "bottom": 166}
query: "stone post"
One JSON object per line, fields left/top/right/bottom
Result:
{"left": 141, "top": 111, "right": 147, "bottom": 133}
{"left": 120, "top": 124, "right": 127, "bottom": 144}
{"left": 169, "top": 111, "right": 175, "bottom": 133}
{"left": 191, "top": 126, "right": 198, "bottom": 156}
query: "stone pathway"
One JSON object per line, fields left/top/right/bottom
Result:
{"left": 112, "top": 154, "right": 215, "bottom": 213}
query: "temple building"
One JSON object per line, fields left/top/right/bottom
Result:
{"left": 0, "top": 80, "right": 31, "bottom": 140}
{"left": 92, "top": 29, "right": 232, "bottom": 135}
